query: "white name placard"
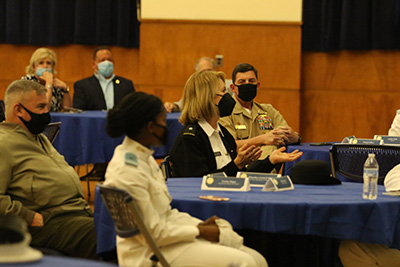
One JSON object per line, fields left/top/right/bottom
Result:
{"left": 352, "top": 138, "right": 382, "bottom": 145}
{"left": 262, "top": 175, "right": 294, "bottom": 192}
{"left": 201, "top": 176, "right": 250, "bottom": 192}
{"left": 374, "top": 135, "right": 400, "bottom": 145}
{"left": 236, "top": 172, "right": 281, "bottom": 187}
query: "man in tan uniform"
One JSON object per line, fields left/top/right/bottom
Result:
{"left": 0, "top": 80, "right": 97, "bottom": 259}
{"left": 219, "top": 63, "right": 301, "bottom": 160}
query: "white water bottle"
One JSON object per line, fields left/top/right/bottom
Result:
{"left": 363, "top": 153, "right": 379, "bottom": 200}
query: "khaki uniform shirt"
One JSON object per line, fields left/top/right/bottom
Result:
{"left": 0, "top": 122, "right": 91, "bottom": 225}
{"left": 219, "top": 96, "right": 289, "bottom": 159}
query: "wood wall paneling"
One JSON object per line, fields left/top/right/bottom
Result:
{"left": 139, "top": 20, "right": 301, "bottom": 129}
{"left": 301, "top": 51, "right": 400, "bottom": 142}
{"left": 1, "top": 21, "right": 301, "bottom": 141}
{"left": 0, "top": 44, "right": 140, "bottom": 100}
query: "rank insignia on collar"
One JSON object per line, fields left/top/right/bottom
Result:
{"left": 125, "top": 152, "right": 138, "bottom": 167}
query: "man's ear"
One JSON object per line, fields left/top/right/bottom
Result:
{"left": 92, "top": 61, "right": 98, "bottom": 71}
{"left": 13, "top": 103, "right": 23, "bottom": 117}
{"left": 257, "top": 82, "right": 261, "bottom": 89}
{"left": 230, "top": 83, "right": 238, "bottom": 95}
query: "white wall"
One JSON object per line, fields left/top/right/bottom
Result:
{"left": 141, "top": 0, "right": 302, "bottom": 22}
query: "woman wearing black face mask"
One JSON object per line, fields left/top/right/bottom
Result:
{"left": 170, "top": 71, "right": 302, "bottom": 178}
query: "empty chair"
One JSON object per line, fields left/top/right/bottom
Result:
{"left": 98, "top": 184, "right": 170, "bottom": 267}
{"left": 330, "top": 143, "right": 400, "bottom": 184}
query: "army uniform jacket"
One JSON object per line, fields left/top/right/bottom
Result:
{"left": 169, "top": 122, "right": 276, "bottom": 177}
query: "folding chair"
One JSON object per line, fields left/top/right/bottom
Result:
{"left": 98, "top": 184, "right": 170, "bottom": 267}
{"left": 330, "top": 143, "right": 400, "bottom": 184}
{"left": 43, "top": 122, "right": 62, "bottom": 144}
{"left": 160, "top": 155, "right": 173, "bottom": 180}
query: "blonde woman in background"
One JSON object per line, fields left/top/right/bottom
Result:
{"left": 22, "top": 47, "right": 71, "bottom": 111}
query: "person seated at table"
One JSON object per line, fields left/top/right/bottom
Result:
{"left": 164, "top": 57, "right": 217, "bottom": 113}
{"left": 339, "top": 164, "right": 400, "bottom": 266}
{"left": 164, "top": 57, "right": 234, "bottom": 113}
{"left": 0, "top": 80, "right": 97, "bottom": 259}
{"left": 73, "top": 46, "right": 135, "bottom": 111}
{"left": 169, "top": 71, "right": 302, "bottom": 177}
{"left": 22, "top": 47, "right": 72, "bottom": 112}
{"left": 104, "top": 91, "right": 268, "bottom": 266}
{"left": 388, "top": 109, "right": 400, "bottom": 136}
{"left": 219, "top": 63, "right": 301, "bottom": 161}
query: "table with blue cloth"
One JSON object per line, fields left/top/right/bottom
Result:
{"left": 283, "top": 143, "right": 335, "bottom": 176}
{"left": 94, "top": 178, "right": 400, "bottom": 266}
{"left": 0, "top": 256, "right": 116, "bottom": 267}
{"left": 50, "top": 111, "right": 183, "bottom": 166}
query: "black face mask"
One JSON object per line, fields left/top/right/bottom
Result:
{"left": 18, "top": 103, "right": 51, "bottom": 135}
{"left": 153, "top": 123, "right": 169, "bottom": 146}
{"left": 236, "top": 83, "right": 257, "bottom": 102}
{"left": 217, "top": 93, "right": 236, "bottom": 117}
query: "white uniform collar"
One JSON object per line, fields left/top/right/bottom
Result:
{"left": 198, "top": 119, "right": 224, "bottom": 138}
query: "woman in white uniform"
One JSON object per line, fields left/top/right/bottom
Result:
{"left": 104, "top": 91, "right": 268, "bottom": 266}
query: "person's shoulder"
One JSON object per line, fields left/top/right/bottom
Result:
{"left": 255, "top": 101, "right": 279, "bottom": 112}
{"left": 114, "top": 76, "right": 133, "bottom": 83}
{"left": 183, "top": 123, "right": 206, "bottom": 137}
{"left": 74, "top": 75, "right": 95, "bottom": 85}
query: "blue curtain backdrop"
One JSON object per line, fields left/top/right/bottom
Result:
{"left": 302, "top": 0, "right": 400, "bottom": 51}
{"left": 0, "top": 0, "right": 139, "bottom": 48}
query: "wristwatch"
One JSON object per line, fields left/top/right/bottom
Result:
{"left": 62, "top": 87, "right": 70, "bottom": 93}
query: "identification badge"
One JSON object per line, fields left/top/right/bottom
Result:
{"left": 214, "top": 151, "right": 222, "bottom": 157}
{"left": 257, "top": 115, "right": 274, "bottom": 130}
{"left": 262, "top": 176, "right": 294, "bottom": 192}
{"left": 235, "top": 125, "right": 247, "bottom": 130}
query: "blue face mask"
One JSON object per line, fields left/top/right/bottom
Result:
{"left": 97, "top": 60, "right": 114, "bottom": 78}
{"left": 36, "top": 68, "right": 52, "bottom": 77}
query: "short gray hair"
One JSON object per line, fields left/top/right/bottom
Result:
{"left": 194, "top": 57, "right": 216, "bottom": 71}
{"left": 4, "top": 80, "right": 47, "bottom": 111}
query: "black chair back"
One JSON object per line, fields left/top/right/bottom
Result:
{"left": 160, "top": 155, "right": 173, "bottom": 180}
{"left": 43, "top": 122, "right": 62, "bottom": 143}
{"left": 0, "top": 100, "right": 5, "bottom": 122}
{"left": 330, "top": 143, "right": 400, "bottom": 184}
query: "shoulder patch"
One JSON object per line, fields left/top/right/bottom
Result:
{"left": 125, "top": 152, "right": 138, "bottom": 167}
{"left": 183, "top": 124, "right": 198, "bottom": 136}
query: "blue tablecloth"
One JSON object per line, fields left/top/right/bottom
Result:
{"left": 0, "top": 255, "right": 116, "bottom": 266}
{"left": 50, "top": 111, "right": 182, "bottom": 166}
{"left": 283, "top": 143, "right": 334, "bottom": 176}
{"left": 94, "top": 178, "right": 400, "bottom": 256}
